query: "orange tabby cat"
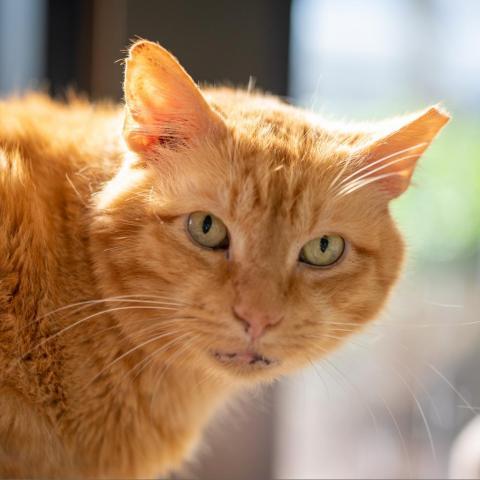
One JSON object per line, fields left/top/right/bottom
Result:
{"left": 0, "top": 40, "right": 448, "bottom": 477}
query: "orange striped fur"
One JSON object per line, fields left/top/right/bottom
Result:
{"left": 0, "top": 40, "right": 448, "bottom": 477}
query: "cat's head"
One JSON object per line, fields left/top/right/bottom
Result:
{"left": 92, "top": 40, "right": 449, "bottom": 383}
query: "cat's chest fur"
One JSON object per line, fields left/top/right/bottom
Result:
{"left": 2, "top": 295, "right": 229, "bottom": 477}
{"left": 63, "top": 348, "right": 228, "bottom": 476}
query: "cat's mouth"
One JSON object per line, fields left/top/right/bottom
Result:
{"left": 212, "top": 350, "right": 275, "bottom": 368}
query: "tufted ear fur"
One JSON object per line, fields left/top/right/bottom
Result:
{"left": 345, "top": 106, "right": 450, "bottom": 199}
{"left": 123, "top": 40, "right": 226, "bottom": 154}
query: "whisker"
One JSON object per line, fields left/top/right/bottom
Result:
{"left": 307, "top": 357, "right": 330, "bottom": 401}
{"left": 336, "top": 153, "right": 420, "bottom": 195}
{"left": 392, "top": 366, "right": 437, "bottom": 462}
{"left": 310, "top": 353, "right": 413, "bottom": 477}
{"left": 346, "top": 341, "right": 438, "bottom": 463}
{"left": 375, "top": 387, "right": 413, "bottom": 478}
{"left": 326, "top": 327, "right": 365, "bottom": 334}
{"left": 113, "top": 332, "right": 194, "bottom": 386}
{"left": 457, "top": 405, "right": 480, "bottom": 413}
{"left": 21, "top": 294, "right": 186, "bottom": 331}
{"left": 320, "top": 353, "right": 381, "bottom": 436}
{"left": 337, "top": 172, "right": 404, "bottom": 197}
{"left": 19, "top": 305, "right": 186, "bottom": 359}
{"left": 428, "top": 364, "right": 477, "bottom": 416}
{"left": 425, "top": 301, "right": 463, "bottom": 309}
{"left": 149, "top": 337, "right": 203, "bottom": 414}
{"left": 78, "top": 316, "right": 198, "bottom": 347}
{"left": 116, "top": 327, "right": 201, "bottom": 386}
{"left": 328, "top": 154, "right": 355, "bottom": 192}
{"left": 86, "top": 330, "right": 193, "bottom": 388}
{"left": 154, "top": 333, "right": 215, "bottom": 387}
{"left": 337, "top": 142, "right": 427, "bottom": 188}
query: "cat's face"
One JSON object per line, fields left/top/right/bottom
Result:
{"left": 92, "top": 41, "right": 449, "bottom": 383}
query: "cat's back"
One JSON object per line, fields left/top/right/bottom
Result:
{"left": 0, "top": 94, "right": 123, "bottom": 351}
{"left": 0, "top": 93, "right": 123, "bottom": 178}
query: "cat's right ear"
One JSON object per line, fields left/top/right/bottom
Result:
{"left": 346, "top": 106, "right": 449, "bottom": 199}
{"left": 123, "top": 40, "right": 226, "bottom": 154}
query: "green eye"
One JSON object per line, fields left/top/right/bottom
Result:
{"left": 187, "top": 212, "right": 229, "bottom": 249}
{"left": 299, "top": 235, "right": 345, "bottom": 267}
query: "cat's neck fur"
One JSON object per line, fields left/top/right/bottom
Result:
{"left": 0, "top": 95, "right": 232, "bottom": 477}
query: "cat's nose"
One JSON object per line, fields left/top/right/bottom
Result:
{"left": 232, "top": 304, "right": 282, "bottom": 341}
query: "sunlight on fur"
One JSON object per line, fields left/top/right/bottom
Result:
{"left": 0, "top": 40, "right": 449, "bottom": 477}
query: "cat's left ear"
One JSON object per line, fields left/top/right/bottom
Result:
{"left": 123, "top": 40, "right": 226, "bottom": 154}
{"left": 350, "top": 106, "right": 450, "bottom": 199}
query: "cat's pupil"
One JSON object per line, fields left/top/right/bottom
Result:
{"left": 320, "top": 236, "right": 329, "bottom": 253}
{"left": 202, "top": 215, "right": 212, "bottom": 234}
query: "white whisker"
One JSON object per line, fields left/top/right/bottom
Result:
{"left": 347, "top": 341, "right": 437, "bottom": 462}
{"left": 338, "top": 172, "right": 404, "bottom": 197}
{"left": 87, "top": 331, "right": 193, "bottom": 389}
{"left": 428, "top": 364, "right": 477, "bottom": 415}
{"left": 22, "top": 294, "right": 186, "bottom": 331}
{"left": 336, "top": 153, "right": 419, "bottom": 195}
{"left": 338, "top": 142, "right": 427, "bottom": 188}
{"left": 21, "top": 305, "right": 185, "bottom": 358}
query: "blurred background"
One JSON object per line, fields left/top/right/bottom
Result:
{"left": 1, "top": 0, "right": 479, "bottom": 478}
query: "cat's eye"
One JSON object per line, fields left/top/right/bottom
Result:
{"left": 299, "top": 235, "right": 345, "bottom": 267}
{"left": 187, "top": 212, "right": 229, "bottom": 249}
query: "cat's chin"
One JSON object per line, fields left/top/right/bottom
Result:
{"left": 209, "top": 349, "right": 279, "bottom": 377}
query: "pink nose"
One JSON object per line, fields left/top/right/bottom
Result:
{"left": 233, "top": 304, "right": 282, "bottom": 341}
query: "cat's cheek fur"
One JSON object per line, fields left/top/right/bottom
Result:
{"left": 92, "top": 153, "right": 406, "bottom": 385}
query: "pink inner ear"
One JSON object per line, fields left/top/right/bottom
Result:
{"left": 123, "top": 41, "right": 225, "bottom": 154}
{"left": 125, "top": 76, "right": 199, "bottom": 151}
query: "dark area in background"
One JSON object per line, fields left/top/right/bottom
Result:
{"left": 127, "top": 0, "right": 291, "bottom": 94}
{"left": 47, "top": 0, "right": 291, "bottom": 101}
{"left": 47, "top": 0, "right": 94, "bottom": 95}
